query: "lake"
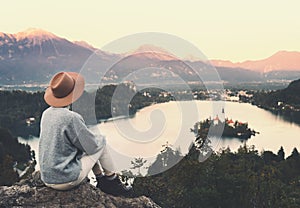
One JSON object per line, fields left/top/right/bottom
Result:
{"left": 19, "top": 101, "right": 300, "bottom": 175}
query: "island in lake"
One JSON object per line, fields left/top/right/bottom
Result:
{"left": 192, "top": 116, "right": 259, "bottom": 141}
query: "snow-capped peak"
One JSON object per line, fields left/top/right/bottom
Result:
{"left": 15, "top": 28, "right": 59, "bottom": 42}
{"left": 129, "top": 44, "right": 178, "bottom": 60}
{"left": 133, "top": 44, "right": 172, "bottom": 55}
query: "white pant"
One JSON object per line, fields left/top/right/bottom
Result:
{"left": 45, "top": 145, "right": 115, "bottom": 190}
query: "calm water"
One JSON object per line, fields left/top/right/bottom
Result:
{"left": 20, "top": 101, "right": 300, "bottom": 174}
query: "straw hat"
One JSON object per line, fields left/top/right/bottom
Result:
{"left": 44, "top": 72, "right": 85, "bottom": 107}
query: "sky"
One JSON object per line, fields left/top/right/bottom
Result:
{"left": 0, "top": 0, "right": 299, "bottom": 62}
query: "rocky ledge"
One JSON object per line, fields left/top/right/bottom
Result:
{"left": 0, "top": 172, "right": 160, "bottom": 208}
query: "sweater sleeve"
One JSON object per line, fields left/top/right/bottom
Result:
{"left": 67, "top": 112, "right": 106, "bottom": 155}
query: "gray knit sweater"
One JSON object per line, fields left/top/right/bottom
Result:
{"left": 39, "top": 107, "right": 105, "bottom": 184}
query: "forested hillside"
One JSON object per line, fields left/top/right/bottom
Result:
{"left": 133, "top": 143, "right": 300, "bottom": 207}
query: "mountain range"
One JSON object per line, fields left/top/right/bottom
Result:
{"left": 0, "top": 28, "right": 300, "bottom": 85}
{"left": 211, "top": 51, "right": 300, "bottom": 72}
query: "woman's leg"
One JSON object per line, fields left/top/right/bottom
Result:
{"left": 96, "top": 145, "right": 115, "bottom": 176}
{"left": 45, "top": 149, "right": 103, "bottom": 191}
{"left": 81, "top": 144, "right": 116, "bottom": 178}
{"left": 46, "top": 145, "right": 116, "bottom": 191}
{"left": 93, "top": 146, "right": 133, "bottom": 196}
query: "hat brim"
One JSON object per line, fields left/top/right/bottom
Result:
{"left": 44, "top": 72, "right": 85, "bottom": 107}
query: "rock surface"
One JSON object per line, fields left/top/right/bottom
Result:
{"left": 0, "top": 172, "right": 160, "bottom": 208}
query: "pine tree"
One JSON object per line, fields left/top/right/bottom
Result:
{"left": 277, "top": 146, "right": 285, "bottom": 161}
{"left": 130, "top": 157, "right": 147, "bottom": 176}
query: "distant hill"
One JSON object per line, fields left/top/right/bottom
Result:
{"left": 211, "top": 51, "right": 300, "bottom": 73}
{"left": 253, "top": 78, "right": 300, "bottom": 108}
{"left": 280, "top": 79, "right": 300, "bottom": 105}
{"left": 271, "top": 78, "right": 300, "bottom": 105}
{"left": 0, "top": 28, "right": 299, "bottom": 85}
{"left": 252, "top": 78, "right": 300, "bottom": 124}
